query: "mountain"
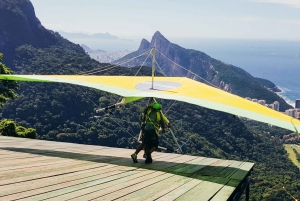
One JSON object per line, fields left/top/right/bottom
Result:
{"left": 0, "top": 0, "right": 84, "bottom": 67}
{"left": 59, "top": 31, "right": 119, "bottom": 40}
{"left": 117, "top": 31, "right": 292, "bottom": 111}
{"left": 58, "top": 31, "right": 137, "bottom": 51}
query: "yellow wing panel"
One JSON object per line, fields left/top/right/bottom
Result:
{"left": 0, "top": 75, "right": 299, "bottom": 132}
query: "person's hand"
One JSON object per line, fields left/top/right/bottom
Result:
{"left": 167, "top": 123, "right": 171, "bottom": 129}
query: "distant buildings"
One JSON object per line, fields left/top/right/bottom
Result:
{"left": 273, "top": 101, "right": 280, "bottom": 111}
{"left": 246, "top": 97, "right": 300, "bottom": 119}
{"left": 258, "top": 100, "right": 266, "bottom": 105}
{"left": 284, "top": 100, "right": 300, "bottom": 119}
{"left": 296, "top": 99, "right": 300, "bottom": 109}
{"left": 285, "top": 108, "right": 300, "bottom": 119}
{"left": 246, "top": 98, "right": 280, "bottom": 111}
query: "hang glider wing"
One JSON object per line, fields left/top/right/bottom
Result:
{"left": 0, "top": 74, "right": 299, "bottom": 133}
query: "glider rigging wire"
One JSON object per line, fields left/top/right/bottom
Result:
{"left": 134, "top": 48, "right": 153, "bottom": 76}
{"left": 78, "top": 49, "right": 153, "bottom": 75}
{"left": 156, "top": 49, "right": 219, "bottom": 88}
{"left": 282, "top": 186, "right": 298, "bottom": 201}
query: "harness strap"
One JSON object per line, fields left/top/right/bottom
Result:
{"left": 145, "top": 109, "right": 164, "bottom": 134}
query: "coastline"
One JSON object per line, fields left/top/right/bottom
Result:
{"left": 276, "top": 86, "right": 294, "bottom": 107}
{"left": 270, "top": 86, "right": 282, "bottom": 93}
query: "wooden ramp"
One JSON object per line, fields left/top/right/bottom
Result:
{"left": 0, "top": 136, "right": 254, "bottom": 201}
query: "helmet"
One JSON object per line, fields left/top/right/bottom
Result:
{"left": 152, "top": 102, "right": 162, "bottom": 110}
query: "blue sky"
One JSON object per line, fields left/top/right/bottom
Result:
{"left": 30, "top": 0, "right": 300, "bottom": 41}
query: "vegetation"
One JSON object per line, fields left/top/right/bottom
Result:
{"left": 0, "top": 53, "right": 18, "bottom": 106}
{"left": 0, "top": 119, "right": 36, "bottom": 138}
{"left": 242, "top": 121, "right": 300, "bottom": 200}
{"left": 293, "top": 148, "right": 300, "bottom": 162}
{"left": 255, "top": 78, "right": 276, "bottom": 89}
{"left": 0, "top": 44, "right": 299, "bottom": 200}
{"left": 0, "top": 53, "right": 36, "bottom": 138}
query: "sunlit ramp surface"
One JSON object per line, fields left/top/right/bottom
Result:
{"left": 0, "top": 136, "right": 254, "bottom": 201}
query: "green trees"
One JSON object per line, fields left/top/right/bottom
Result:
{"left": 0, "top": 53, "right": 18, "bottom": 107}
{"left": 0, "top": 53, "right": 36, "bottom": 139}
{"left": 0, "top": 119, "right": 36, "bottom": 138}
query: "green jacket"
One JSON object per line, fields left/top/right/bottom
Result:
{"left": 141, "top": 107, "right": 169, "bottom": 134}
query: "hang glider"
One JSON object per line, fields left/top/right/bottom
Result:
{"left": 0, "top": 74, "right": 299, "bottom": 133}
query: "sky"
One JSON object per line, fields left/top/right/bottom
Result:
{"left": 30, "top": 0, "right": 300, "bottom": 41}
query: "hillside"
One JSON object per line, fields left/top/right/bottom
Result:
{"left": 0, "top": 0, "right": 299, "bottom": 200}
{"left": 0, "top": 0, "right": 84, "bottom": 67}
{"left": 117, "top": 31, "right": 291, "bottom": 111}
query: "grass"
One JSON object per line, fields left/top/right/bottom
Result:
{"left": 284, "top": 144, "right": 300, "bottom": 169}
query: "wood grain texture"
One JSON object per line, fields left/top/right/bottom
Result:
{"left": 0, "top": 136, "right": 254, "bottom": 201}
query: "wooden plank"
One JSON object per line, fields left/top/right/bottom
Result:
{"left": 49, "top": 170, "right": 160, "bottom": 201}
{"left": 181, "top": 158, "right": 220, "bottom": 174}
{"left": 0, "top": 150, "right": 23, "bottom": 155}
{"left": 0, "top": 157, "right": 78, "bottom": 172}
{"left": 175, "top": 180, "right": 224, "bottom": 201}
{"left": 0, "top": 164, "right": 116, "bottom": 196}
{"left": 0, "top": 156, "right": 61, "bottom": 167}
{"left": 95, "top": 173, "right": 174, "bottom": 200}
{"left": 1, "top": 154, "right": 42, "bottom": 160}
{"left": 1, "top": 166, "right": 137, "bottom": 200}
{"left": 19, "top": 170, "right": 139, "bottom": 201}
{"left": 155, "top": 179, "right": 203, "bottom": 201}
{"left": 0, "top": 152, "right": 130, "bottom": 174}
{"left": 230, "top": 162, "right": 254, "bottom": 180}
{"left": 0, "top": 136, "right": 254, "bottom": 201}
{"left": 194, "top": 159, "right": 236, "bottom": 176}
{"left": 0, "top": 160, "right": 90, "bottom": 181}
{"left": 210, "top": 185, "right": 236, "bottom": 201}
{"left": 112, "top": 153, "right": 186, "bottom": 170}
{"left": 141, "top": 154, "right": 200, "bottom": 171}
{"left": 0, "top": 163, "right": 110, "bottom": 186}
{"left": 216, "top": 161, "right": 243, "bottom": 178}
{"left": 115, "top": 175, "right": 193, "bottom": 201}
{"left": 164, "top": 157, "right": 206, "bottom": 173}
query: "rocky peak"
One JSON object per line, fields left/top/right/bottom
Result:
{"left": 150, "top": 31, "right": 171, "bottom": 50}
{"left": 136, "top": 31, "right": 171, "bottom": 54}
{"left": 137, "top": 38, "right": 150, "bottom": 54}
{"left": 151, "top": 31, "right": 170, "bottom": 44}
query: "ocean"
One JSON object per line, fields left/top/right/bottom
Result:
{"left": 174, "top": 38, "right": 300, "bottom": 107}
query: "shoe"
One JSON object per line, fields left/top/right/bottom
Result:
{"left": 145, "top": 153, "right": 152, "bottom": 164}
{"left": 131, "top": 153, "right": 138, "bottom": 163}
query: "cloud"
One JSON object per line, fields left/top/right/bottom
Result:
{"left": 252, "top": 0, "right": 300, "bottom": 8}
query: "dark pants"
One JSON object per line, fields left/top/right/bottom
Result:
{"left": 142, "top": 129, "right": 158, "bottom": 151}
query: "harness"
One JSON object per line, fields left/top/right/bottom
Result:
{"left": 141, "top": 107, "right": 164, "bottom": 134}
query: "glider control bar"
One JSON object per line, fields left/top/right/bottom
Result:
{"left": 95, "top": 101, "right": 124, "bottom": 113}
{"left": 169, "top": 129, "right": 182, "bottom": 153}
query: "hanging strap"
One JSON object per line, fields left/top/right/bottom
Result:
{"left": 291, "top": 118, "right": 299, "bottom": 135}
